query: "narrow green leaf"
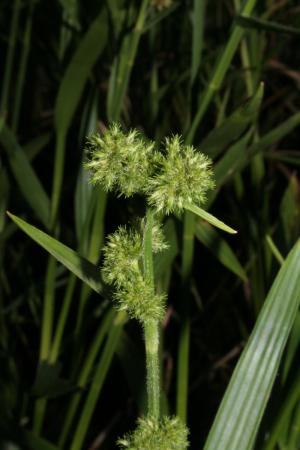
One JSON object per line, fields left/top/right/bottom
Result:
{"left": 196, "top": 222, "right": 247, "bottom": 281}
{"left": 186, "top": 0, "right": 259, "bottom": 144}
{"left": 51, "top": 9, "right": 108, "bottom": 227}
{"left": 70, "top": 311, "right": 126, "bottom": 450}
{"left": 236, "top": 14, "right": 300, "bottom": 36}
{"left": 185, "top": 204, "right": 237, "bottom": 234}
{"left": 191, "top": 0, "right": 206, "bottom": 84}
{"left": 7, "top": 212, "right": 103, "bottom": 294}
{"left": 54, "top": 10, "right": 108, "bottom": 132}
{"left": 204, "top": 238, "right": 300, "bottom": 450}
{"left": 199, "top": 84, "right": 263, "bottom": 158}
{"left": 0, "top": 124, "right": 50, "bottom": 227}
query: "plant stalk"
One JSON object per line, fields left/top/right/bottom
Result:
{"left": 143, "top": 208, "right": 160, "bottom": 420}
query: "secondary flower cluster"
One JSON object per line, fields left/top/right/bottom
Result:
{"left": 85, "top": 123, "right": 214, "bottom": 215}
{"left": 118, "top": 416, "right": 189, "bottom": 450}
{"left": 102, "top": 222, "right": 167, "bottom": 323}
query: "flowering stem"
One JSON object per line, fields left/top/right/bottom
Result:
{"left": 144, "top": 319, "right": 160, "bottom": 420}
{"left": 143, "top": 208, "right": 160, "bottom": 420}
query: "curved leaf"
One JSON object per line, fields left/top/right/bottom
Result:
{"left": 7, "top": 212, "right": 102, "bottom": 294}
{"left": 204, "top": 238, "right": 300, "bottom": 450}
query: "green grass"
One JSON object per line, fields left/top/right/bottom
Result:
{"left": 1, "top": 0, "right": 300, "bottom": 449}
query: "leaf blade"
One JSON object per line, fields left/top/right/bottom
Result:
{"left": 7, "top": 212, "right": 103, "bottom": 294}
{"left": 204, "top": 238, "right": 300, "bottom": 450}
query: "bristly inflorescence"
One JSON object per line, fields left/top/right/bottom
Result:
{"left": 146, "top": 135, "right": 215, "bottom": 215}
{"left": 101, "top": 223, "right": 167, "bottom": 323}
{"left": 117, "top": 416, "right": 189, "bottom": 450}
{"left": 84, "top": 123, "right": 155, "bottom": 197}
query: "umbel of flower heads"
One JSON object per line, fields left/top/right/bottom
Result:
{"left": 85, "top": 123, "right": 217, "bottom": 216}
{"left": 84, "top": 123, "right": 235, "bottom": 450}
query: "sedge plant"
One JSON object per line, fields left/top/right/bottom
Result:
{"left": 84, "top": 123, "right": 236, "bottom": 449}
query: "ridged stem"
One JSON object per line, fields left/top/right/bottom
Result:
{"left": 144, "top": 319, "right": 160, "bottom": 420}
{"left": 143, "top": 208, "right": 160, "bottom": 420}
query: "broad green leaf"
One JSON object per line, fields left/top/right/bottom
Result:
{"left": 204, "top": 238, "right": 300, "bottom": 450}
{"left": 236, "top": 14, "right": 300, "bottom": 36}
{"left": 199, "top": 84, "right": 263, "bottom": 158}
{"left": 196, "top": 222, "right": 247, "bottom": 281}
{"left": 0, "top": 124, "right": 50, "bottom": 227}
{"left": 185, "top": 204, "right": 237, "bottom": 234}
{"left": 7, "top": 212, "right": 102, "bottom": 294}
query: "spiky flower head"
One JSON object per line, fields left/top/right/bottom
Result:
{"left": 84, "top": 123, "right": 155, "bottom": 197}
{"left": 146, "top": 135, "right": 215, "bottom": 215}
{"left": 115, "top": 275, "right": 166, "bottom": 323}
{"left": 102, "top": 226, "right": 142, "bottom": 288}
{"left": 118, "top": 416, "right": 189, "bottom": 450}
{"left": 101, "top": 224, "right": 166, "bottom": 323}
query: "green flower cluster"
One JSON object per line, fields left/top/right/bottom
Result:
{"left": 84, "top": 123, "right": 155, "bottom": 197}
{"left": 118, "top": 416, "right": 189, "bottom": 450}
{"left": 85, "top": 124, "right": 214, "bottom": 215}
{"left": 102, "top": 224, "right": 166, "bottom": 323}
{"left": 146, "top": 135, "right": 215, "bottom": 214}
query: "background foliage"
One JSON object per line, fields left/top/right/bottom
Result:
{"left": 1, "top": 0, "right": 300, "bottom": 449}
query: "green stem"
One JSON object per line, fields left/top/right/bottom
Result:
{"left": 12, "top": 1, "right": 34, "bottom": 132}
{"left": 144, "top": 319, "right": 160, "bottom": 420}
{"left": 143, "top": 208, "right": 160, "bottom": 420}
{"left": 1, "top": 0, "right": 21, "bottom": 115}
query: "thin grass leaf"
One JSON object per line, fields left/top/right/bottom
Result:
{"left": 262, "top": 368, "right": 300, "bottom": 450}
{"left": 58, "top": 308, "right": 114, "bottom": 447}
{"left": 12, "top": 1, "right": 34, "bottom": 131}
{"left": 0, "top": 0, "right": 21, "bottom": 114}
{"left": 191, "top": 0, "right": 206, "bottom": 84}
{"left": 186, "top": 0, "right": 259, "bottom": 143}
{"left": 0, "top": 124, "right": 50, "bottom": 227}
{"left": 0, "top": 168, "right": 9, "bottom": 233}
{"left": 70, "top": 311, "right": 127, "bottom": 450}
{"left": 199, "top": 83, "right": 263, "bottom": 158}
{"left": 7, "top": 212, "right": 103, "bottom": 294}
{"left": 236, "top": 14, "right": 300, "bottom": 36}
{"left": 195, "top": 221, "right": 247, "bottom": 281}
{"left": 203, "top": 238, "right": 300, "bottom": 450}
{"left": 24, "top": 132, "right": 52, "bottom": 162}
{"left": 185, "top": 204, "right": 237, "bottom": 234}
{"left": 52, "top": 8, "right": 108, "bottom": 227}
{"left": 142, "top": 2, "right": 179, "bottom": 33}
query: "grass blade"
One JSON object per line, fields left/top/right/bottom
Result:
{"left": 186, "top": 0, "right": 259, "bottom": 144}
{"left": 70, "top": 311, "right": 127, "bottom": 450}
{"left": 0, "top": 124, "right": 50, "bottom": 227}
{"left": 199, "top": 84, "right": 263, "bottom": 159}
{"left": 7, "top": 212, "right": 103, "bottom": 294}
{"left": 204, "top": 238, "right": 300, "bottom": 450}
{"left": 195, "top": 222, "right": 247, "bottom": 281}
{"left": 185, "top": 204, "right": 237, "bottom": 234}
